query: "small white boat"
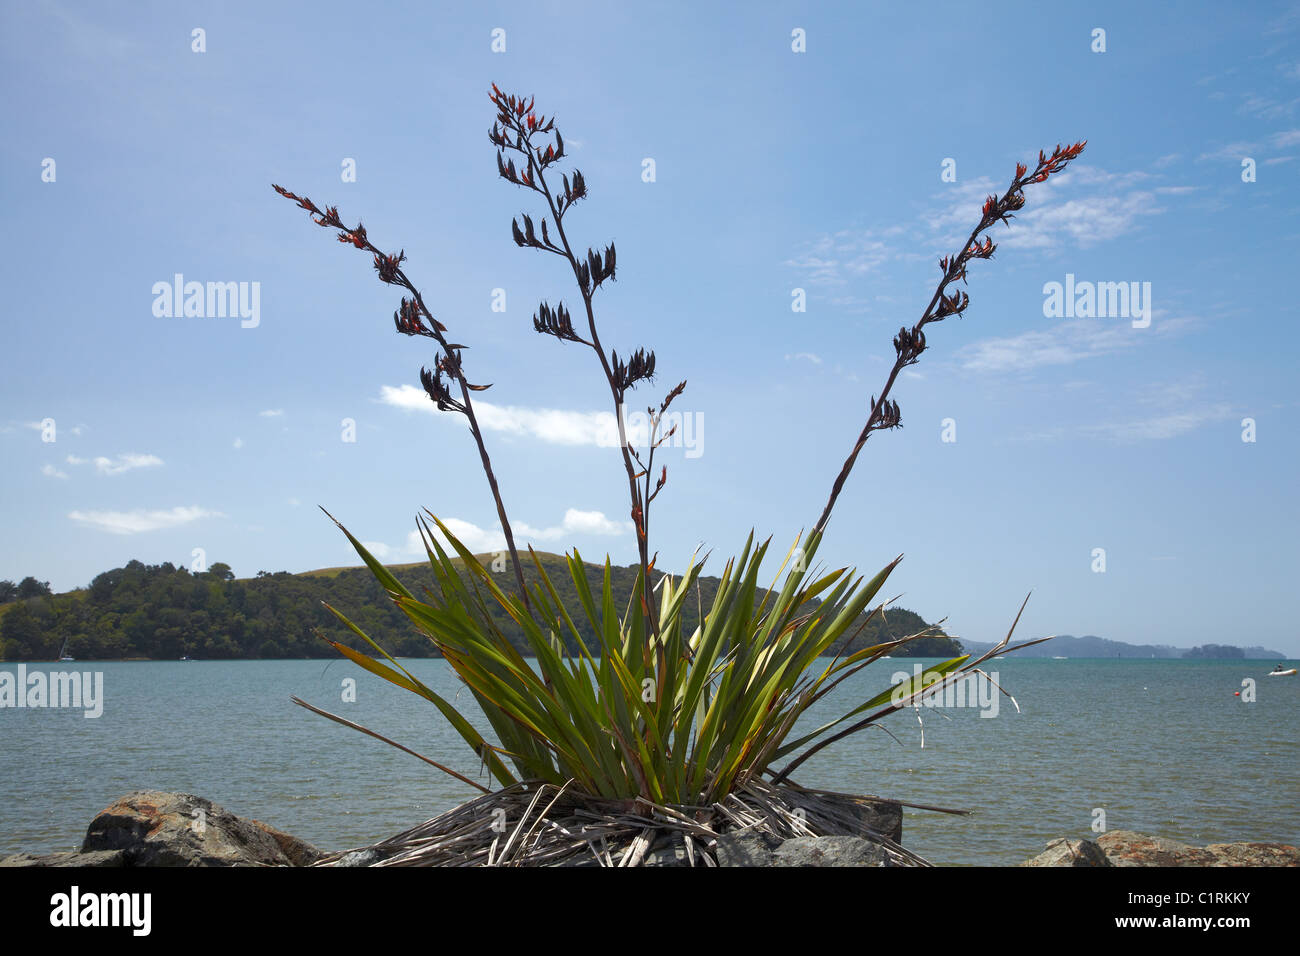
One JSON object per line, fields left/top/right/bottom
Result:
{"left": 1266, "top": 667, "right": 1296, "bottom": 677}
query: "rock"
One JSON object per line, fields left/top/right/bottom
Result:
{"left": 790, "top": 793, "right": 902, "bottom": 844}
{"left": 1020, "top": 838, "right": 1112, "bottom": 867}
{"left": 640, "top": 831, "right": 692, "bottom": 867}
{"left": 771, "top": 835, "right": 895, "bottom": 867}
{"left": 333, "top": 848, "right": 385, "bottom": 867}
{"left": 713, "top": 829, "right": 894, "bottom": 866}
{"left": 0, "top": 850, "right": 126, "bottom": 867}
{"left": 1201, "top": 841, "right": 1300, "bottom": 866}
{"left": 1098, "top": 830, "right": 1300, "bottom": 867}
{"left": 844, "top": 799, "right": 904, "bottom": 845}
{"left": 714, "top": 829, "right": 786, "bottom": 866}
{"left": 79, "top": 791, "right": 325, "bottom": 867}
{"left": 1095, "top": 831, "right": 1216, "bottom": 867}
{"left": 1022, "top": 831, "right": 1300, "bottom": 867}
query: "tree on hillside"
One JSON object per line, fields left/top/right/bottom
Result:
{"left": 16, "top": 577, "right": 52, "bottom": 599}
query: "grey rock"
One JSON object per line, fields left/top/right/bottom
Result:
{"left": 1020, "top": 838, "right": 1112, "bottom": 867}
{"left": 788, "top": 793, "right": 903, "bottom": 844}
{"left": 714, "top": 830, "right": 894, "bottom": 867}
{"left": 641, "top": 832, "right": 692, "bottom": 867}
{"left": 771, "top": 835, "right": 895, "bottom": 867}
{"left": 334, "top": 848, "right": 385, "bottom": 867}
{"left": 843, "top": 799, "right": 903, "bottom": 845}
{"left": 0, "top": 850, "right": 126, "bottom": 867}
{"left": 80, "top": 791, "right": 325, "bottom": 867}
{"left": 714, "top": 829, "right": 786, "bottom": 866}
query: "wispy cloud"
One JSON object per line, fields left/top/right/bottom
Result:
{"left": 1080, "top": 404, "right": 1236, "bottom": 442}
{"left": 1197, "top": 130, "right": 1300, "bottom": 162}
{"left": 259, "top": 409, "right": 284, "bottom": 418}
{"left": 787, "top": 164, "right": 1162, "bottom": 291}
{"left": 68, "top": 505, "right": 223, "bottom": 535}
{"left": 379, "top": 384, "right": 619, "bottom": 446}
{"left": 365, "top": 508, "right": 632, "bottom": 559}
{"left": 63, "top": 453, "right": 164, "bottom": 476}
{"left": 96, "top": 453, "right": 162, "bottom": 476}
{"left": 785, "top": 352, "right": 823, "bottom": 364}
{"left": 1238, "top": 93, "right": 1300, "bottom": 120}
{"left": 957, "top": 319, "right": 1145, "bottom": 373}
{"left": 41, "top": 464, "right": 69, "bottom": 480}
{"left": 994, "top": 192, "right": 1161, "bottom": 251}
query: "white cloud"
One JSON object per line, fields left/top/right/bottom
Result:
{"left": 957, "top": 319, "right": 1144, "bottom": 373}
{"left": 1239, "top": 93, "right": 1300, "bottom": 120}
{"left": 996, "top": 191, "right": 1161, "bottom": 251}
{"left": 259, "top": 409, "right": 284, "bottom": 417}
{"left": 787, "top": 164, "right": 1162, "bottom": 291}
{"left": 427, "top": 519, "right": 505, "bottom": 554}
{"left": 233, "top": 437, "right": 244, "bottom": 449}
{"left": 92, "top": 453, "right": 163, "bottom": 476}
{"left": 360, "top": 540, "right": 394, "bottom": 560}
{"left": 785, "top": 352, "right": 823, "bottom": 364}
{"left": 368, "top": 509, "right": 633, "bottom": 560}
{"left": 379, "top": 385, "right": 620, "bottom": 446}
{"left": 1197, "top": 141, "right": 1259, "bottom": 162}
{"left": 62, "top": 453, "right": 164, "bottom": 476}
{"left": 18, "top": 420, "right": 84, "bottom": 436}
{"left": 42, "top": 464, "right": 69, "bottom": 479}
{"left": 1081, "top": 405, "right": 1235, "bottom": 442}
{"left": 518, "top": 508, "right": 632, "bottom": 541}
{"left": 68, "top": 506, "right": 223, "bottom": 535}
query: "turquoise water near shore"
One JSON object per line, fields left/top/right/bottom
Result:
{"left": 1, "top": 657, "right": 1296, "bottom": 865}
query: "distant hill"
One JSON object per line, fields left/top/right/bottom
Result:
{"left": 0, "top": 552, "right": 961, "bottom": 662}
{"left": 958, "top": 634, "right": 1284, "bottom": 660}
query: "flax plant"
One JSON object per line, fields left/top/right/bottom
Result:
{"left": 272, "top": 87, "right": 1084, "bottom": 866}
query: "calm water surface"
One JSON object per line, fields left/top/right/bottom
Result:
{"left": 1, "top": 658, "right": 1295, "bottom": 865}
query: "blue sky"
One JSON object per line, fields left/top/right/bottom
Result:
{"left": 3, "top": 1, "right": 1298, "bottom": 654}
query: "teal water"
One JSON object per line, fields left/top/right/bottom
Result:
{"left": 0, "top": 658, "right": 1295, "bottom": 865}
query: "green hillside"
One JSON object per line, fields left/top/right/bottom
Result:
{"left": 0, "top": 552, "right": 961, "bottom": 661}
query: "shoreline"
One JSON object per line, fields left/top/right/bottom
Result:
{"left": 3, "top": 790, "right": 1297, "bottom": 869}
